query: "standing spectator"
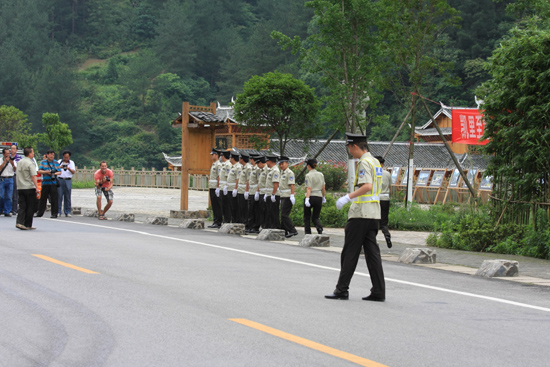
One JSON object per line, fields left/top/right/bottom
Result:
{"left": 16, "top": 147, "right": 39, "bottom": 230}
{"left": 375, "top": 156, "right": 392, "bottom": 248}
{"left": 94, "top": 161, "right": 114, "bottom": 220}
{"left": 0, "top": 148, "right": 17, "bottom": 216}
{"left": 304, "top": 158, "right": 326, "bottom": 235}
{"left": 326, "top": 133, "right": 385, "bottom": 302}
{"left": 208, "top": 148, "right": 222, "bottom": 229}
{"left": 57, "top": 150, "right": 76, "bottom": 217}
{"left": 10, "top": 144, "right": 22, "bottom": 215}
{"left": 278, "top": 156, "right": 298, "bottom": 238}
{"left": 36, "top": 150, "right": 60, "bottom": 218}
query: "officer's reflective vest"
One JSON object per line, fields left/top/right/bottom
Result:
{"left": 352, "top": 157, "right": 383, "bottom": 203}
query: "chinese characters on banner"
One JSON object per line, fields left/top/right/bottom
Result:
{"left": 451, "top": 109, "right": 488, "bottom": 145}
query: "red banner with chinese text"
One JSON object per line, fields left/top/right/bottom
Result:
{"left": 451, "top": 109, "right": 488, "bottom": 145}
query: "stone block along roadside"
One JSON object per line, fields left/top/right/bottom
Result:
{"left": 219, "top": 223, "right": 245, "bottom": 235}
{"left": 398, "top": 248, "right": 437, "bottom": 264}
{"left": 114, "top": 213, "right": 135, "bottom": 222}
{"left": 179, "top": 219, "right": 205, "bottom": 230}
{"left": 170, "top": 210, "right": 211, "bottom": 219}
{"left": 146, "top": 216, "right": 168, "bottom": 225}
{"left": 256, "top": 229, "right": 285, "bottom": 241}
{"left": 475, "top": 259, "right": 519, "bottom": 277}
{"left": 299, "top": 235, "right": 330, "bottom": 247}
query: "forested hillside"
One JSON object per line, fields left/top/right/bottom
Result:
{"left": 0, "top": 0, "right": 516, "bottom": 169}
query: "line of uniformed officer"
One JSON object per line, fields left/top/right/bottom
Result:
{"left": 207, "top": 148, "right": 222, "bottom": 228}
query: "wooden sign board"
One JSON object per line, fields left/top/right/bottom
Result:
{"left": 430, "top": 171, "right": 446, "bottom": 187}
{"left": 448, "top": 168, "right": 461, "bottom": 188}
{"left": 416, "top": 170, "right": 431, "bottom": 187}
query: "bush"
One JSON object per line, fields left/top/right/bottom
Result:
{"left": 290, "top": 161, "right": 348, "bottom": 191}
{"left": 289, "top": 192, "right": 349, "bottom": 228}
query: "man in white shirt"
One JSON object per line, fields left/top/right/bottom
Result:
{"left": 0, "top": 148, "right": 17, "bottom": 217}
{"left": 57, "top": 150, "right": 76, "bottom": 217}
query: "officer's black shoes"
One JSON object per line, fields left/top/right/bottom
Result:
{"left": 324, "top": 291, "right": 349, "bottom": 300}
{"left": 208, "top": 223, "right": 221, "bottom": 229}
{"left": 362, "top": 294, "right": 385, "bottom": 302}
{"left": 249, "top": 229, "right": 260, "bottom": 234}
{"left": 317, "top": 229, "right": 323, "bottom": 234}
{"left": 50, "top": 215, "right": 57, "bottom": 219}
{"left": 285, "top": 232, "right": 298, "bottom": 238}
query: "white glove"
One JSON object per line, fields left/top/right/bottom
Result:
{"left": 271, "top": 194, "right": 276, "bottom": 202}
{"left": 290, "top": 194, "right": 295, "bottom": 205}
{"left": 305, "top": 198, "right": 311, "bottom": 207}
{"left": 232, "top": 189, "right": 238, "bottom": 197}
{"left": 215, "top": 188, "right": 220, "bottom": 197}
{"left": 254, "top": 192, "right": 260, "bottom": 201}
{"left": 322, "top": 196, "right": 326, "bottom": 204}
{"left": 264, "top": 194, "right": 267, "bottom": 202}
{"left": 244, "top": 191, "right": 249, "bottom": 200}
{"left": 223, "top": 185, "right": 228, "bottom": 195}
{"left": 336, "top": 194, "right": 351, "bottom": 210}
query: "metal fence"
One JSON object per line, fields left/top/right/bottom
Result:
{"left": 74, "top": 167, "right": 209, "bottom": 190}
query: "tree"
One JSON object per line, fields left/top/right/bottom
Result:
{"left": 273, "top": 0, "right": 384, "bottom": 136}
{"left": 476, "top": 24, "right": 550, "bottom": 222}
{"left": 233, "top": 72, "right": 321, "bottom": 155}
{"left": 38, "top": 113, "right": 73, "bottom": 154}
{"left": 0, "top": 105, "right": 38, "bottom": 148}
{"left": 120, "top": 51, "right": 163, "bottom": 114}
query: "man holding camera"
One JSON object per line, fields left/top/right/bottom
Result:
{"left": 94, "top": 161, "right": 113, "bottom": 220}
{"left": 57, "top": 150, "right": 76, "bottom": 217}
{"left": 0, "top": 148, "right": 17, "bottom": 217}
{"left": 36, "top": 149, "right": 61, "bottom": 218}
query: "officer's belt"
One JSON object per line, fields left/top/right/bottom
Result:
{"left": 279, "top": 189, "right": 291, "bottom": 193}
{"left": 238, "top": 184, "right": 247, "bottom": 188}
{"left": 311, "top": 190, "right": 322, "bottom": 196}
{"left": 209, "top": 179, "right": 218, "bottom": 185}
{"left": 249, "top": 184, "right": 258, "bottom": 190}
{"left": 379, "top": 193, "right": 390, "bottom": 200}
{"left": 219, "top": 181, "right": 227, "bottom": 185}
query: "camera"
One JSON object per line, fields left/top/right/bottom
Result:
{"left": 62, "top": 163, "right": 68, "bottom": 171}
{"left": 9, "top": 156, "right": 14, "bottom": 161}
{"left": 105, "top": 176, "right": 111, "bottom": 182}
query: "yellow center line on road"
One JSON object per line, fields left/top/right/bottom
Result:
{"left": 32, "top": 254, "right": 99, "bottom": 274}
{"left": 229, "top": 318, "right": 389, "bottom": 367}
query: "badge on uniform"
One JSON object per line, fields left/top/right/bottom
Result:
{"left": 305, "top": 179, "right": 308, "bottom": 185}
{"left": 358, "top": 169, "right": 365, "bottom": 178}
{"left": 274, "top": 174, "right": 279, "bottom": 179}
{"left": 375, "top": 167, "right": 383, "bottom": 177}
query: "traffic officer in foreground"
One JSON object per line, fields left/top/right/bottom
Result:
{"left": 208, "top": 148, "right": 222, "bottom": 228}
{"left": 304, "top": 158, "right": 326, "bottom": 235}
{"left": 265, "top": 155, "right": 280, "bottom": 229}
{"left": 237, "top": 153, "right": 251, "bottom": 224}
{"left": 375, "top": 155, "right": 392, "bottom": 248}
{"left": 256, "top": 156, "right": 268, "bottom": 231}
{"left": 326, "top": 133, "right": 385, "bottom": 302}
{"left": 227, "top": 152, "right": 242, "bottom": 223}
{"left": 278, "top": 156, "right": 298, "bottom": 238}
{"left": 218, "top": 150, "right": 232, "bottom": 224}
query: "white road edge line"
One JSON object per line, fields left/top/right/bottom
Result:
{"left": 58, "top": 220, "right": 550, "bottom": 313}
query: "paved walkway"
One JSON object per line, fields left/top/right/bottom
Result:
{"left": 71, "top": 188, "right": 550, "bottom": 285}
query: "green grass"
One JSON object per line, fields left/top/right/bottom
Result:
{"left": 72, "top": 181, "right": 96, "bottom": 189}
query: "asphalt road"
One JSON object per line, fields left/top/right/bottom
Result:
{"left": 1, "top": 216, "right": 550, "bottom": 367}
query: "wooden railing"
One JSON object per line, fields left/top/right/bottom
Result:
{"left": 73, "top": 167, "right": 209, "bottom": 190}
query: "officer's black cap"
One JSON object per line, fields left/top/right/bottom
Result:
{"left": 278, "top": 156, "right": 289, "bottom": 163}
{"left": 266, "top": 155, "right": 278, "bottom": 162}
{"left": 250, "top": 155, "right": 259, "bottom": 162}
{"left": 345, "top": 132, "right": 367, "bottom": 145}
{"left": 210, "top": 148, "right": 219, "bottom": 155}
{"left": 230, "top": 152, "right": 240, "bottom": 160}
{"left": 240, "top": 154, "right": 250, "bottom": 163}
{"left": 257, "top": 156, "right": 267, "bottom": 163}
{"left": 222, "top": 151, "right": 231, "bottom": 159}
{"left": 306, "top": 158, "right": 317, "bottom": 166}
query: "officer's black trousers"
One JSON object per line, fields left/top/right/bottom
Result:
{"left": 280, "top": 197, "right": 296, "bottom": 234}
{"left": 238, "top": 193, "right": 248, "bottom": 224}
{"left": 335, "top": 218, "right": 385, "bottom": 298}
{"left": 230, "top": 194, "right": 240, "bottom": 223}
{"left": 221, "top": 193, "right": 231, "bottom": 223}
{"left": 259, "top": 194, "right": 267, "bottom": 229}
{"left": 267, "top": 195, "right": 280, "bottom": 229}
{"left": 304, "top": 196, "right": 323, "bottom": 234}
{"left": 380, "top": 200, "right": 391, "bottom": 239}
{"left": 247, "top": 196, "right": 259, "bottom": 230}
{"left": 209, "top": 189, "right": 222, "bottom": 225}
